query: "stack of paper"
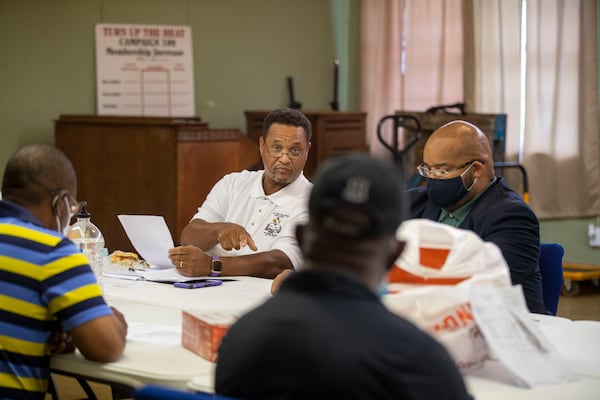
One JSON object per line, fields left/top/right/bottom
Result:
{"left": 470, "top": 285, "right": 580, "bottom": 387}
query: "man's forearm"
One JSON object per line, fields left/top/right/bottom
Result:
{"left": 180, "top": 219, "right": 220, "bottom": 250}
{"left": 220, "top": 249, "right": 293, "bottom": 279}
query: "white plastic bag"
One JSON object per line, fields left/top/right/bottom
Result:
{"left": 383, "top": 219, "right": 512, "bottom": 371}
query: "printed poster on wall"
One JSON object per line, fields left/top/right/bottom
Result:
{"left": 95, "top": 23, "right": 195, "bottom": 117}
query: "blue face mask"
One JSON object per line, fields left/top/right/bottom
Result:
{"left": 376, "top": 278, "right": 389, "bottom": 299}
{"left": 426, "top": 163, "right": 477, "bottom": 209}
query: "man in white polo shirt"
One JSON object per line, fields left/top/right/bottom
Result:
{"left": 168, "top": 108, "right": 312, "bottom": 278}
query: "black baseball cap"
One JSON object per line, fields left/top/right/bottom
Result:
{"left": 309, "top": 153, "right": 405, "bottom": 238}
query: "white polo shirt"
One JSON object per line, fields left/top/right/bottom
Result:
{"left": 192, "top": 170, "right": 312, "bottom": 269}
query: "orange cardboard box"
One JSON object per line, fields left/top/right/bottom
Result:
{"left": 182, "top": 310, "right": 238, "bottom": 362}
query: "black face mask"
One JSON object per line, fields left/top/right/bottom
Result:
{"left": 426, "top": 163, "right": 477, "bottom": 209}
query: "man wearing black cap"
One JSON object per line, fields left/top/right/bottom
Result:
{"left": 215, "top": 154, "right": 471, "bottom": 400}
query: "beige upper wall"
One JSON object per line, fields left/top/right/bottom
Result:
{"left": 0, "top": 0, "right": 336, "bottom": 167}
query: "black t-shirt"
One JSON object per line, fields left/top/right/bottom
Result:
{"left": 215, "top": 270, "right": 472, "bottom": 400}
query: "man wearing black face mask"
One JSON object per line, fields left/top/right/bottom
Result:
{"left": 408, "top": 120, "right": 545, "bottom": 314}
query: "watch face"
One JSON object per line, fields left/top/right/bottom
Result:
{"left": 211, "top": 259, "right": 222, "bottom": 273}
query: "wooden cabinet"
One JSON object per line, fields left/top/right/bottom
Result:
{"left": 245, "top": 110, "right": 368, "bottom": 178}
{"left": 55, "top": 115, "right": 259, "bottom": 253}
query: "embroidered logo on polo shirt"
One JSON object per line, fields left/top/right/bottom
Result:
{"left": 264, "top": 212, "right": 289, "bottom": 237}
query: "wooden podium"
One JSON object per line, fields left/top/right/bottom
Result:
{"left": 55, "top": 115, "right": 259, "bottom": 253}
{"left": 244, "top": 111, "right": 368, "bottom": 178}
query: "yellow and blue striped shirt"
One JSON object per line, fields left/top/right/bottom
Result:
{"left": 0, "top": 200, "right": 112, "bottom": 399}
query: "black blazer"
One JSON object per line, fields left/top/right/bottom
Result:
{"left": 408, "top": 177, "right": 546, "bottom": 313}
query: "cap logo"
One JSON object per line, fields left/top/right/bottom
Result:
{"left": 342, "top": 177, "right": 370, "bottom": 204}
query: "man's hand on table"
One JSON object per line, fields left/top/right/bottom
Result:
{"left": 169, "top": 245, "right": 212, "bottom": 277}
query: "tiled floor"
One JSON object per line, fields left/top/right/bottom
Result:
{"left": 556, "top": 280, "right": 600, "bottom": 321}
{"left": 48, "top": 280, "right": 600, "bottom": 400}
{"left": 46, "top": 377, "right": 113, "bottom": 400}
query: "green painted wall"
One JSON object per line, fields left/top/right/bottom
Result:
{"left": 329, "top": 0, "right": 359, "bottom": 111}
{"left": 0, "top": 0, "right": 336, "bottom": 167}
{"left": 1, "top": 0, "right": 598, "bottom": 265}
{"left": 540, "top": 219, "right": 600, "bottom": 265}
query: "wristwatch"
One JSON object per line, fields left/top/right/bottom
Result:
{"left": 210, "top": 256, "right": 222, "bottom": 277}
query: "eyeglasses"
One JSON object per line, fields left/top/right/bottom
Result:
{"left": 265, "top": 143, "right": 305, "bottom": 159}
{"left": 51, "top": 190, "right": 81, "bottom": 219}
{"left": 417, "top": 160, "right": 481, "bottom": 178}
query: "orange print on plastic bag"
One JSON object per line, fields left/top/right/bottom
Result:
{"left": 419, "top": 247, "right": 450, "bottom": 269}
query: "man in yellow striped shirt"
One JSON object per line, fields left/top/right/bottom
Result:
{"left": 0, "top": 144, "right": 127, "bottom": 399}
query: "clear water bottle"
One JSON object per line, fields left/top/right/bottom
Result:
{"left": 67, "top": 201, "right": 105, "bottom": 291}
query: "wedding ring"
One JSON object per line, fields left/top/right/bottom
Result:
{"left": 179, "top": 261, "right": 183, "bottom": 269}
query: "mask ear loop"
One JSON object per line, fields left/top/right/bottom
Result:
{"left": 50, "top": 192, "right": 68, "bottom": 234}
{"left": 460, "top": 162, "right": 478, "bottom": 192}
{"left": 52, "top": 194, "right": 64, "bottom": 233}
{"left": 465, "top": 176, "right": 478, "bottom": 192}
{"left": 60, "top": 196, "right": 74, "bottom": 234}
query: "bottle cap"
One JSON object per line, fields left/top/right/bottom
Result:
{"left": 77, "top": 201, "right": 91, "bottom": 219}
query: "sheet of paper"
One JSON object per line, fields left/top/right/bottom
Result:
{"left": 104, "top": 263, "right": 216, "bottom": 283}
{"left": 470, "top": 285, "right": 579, "bottom": 387}
{"left": 137, "top": 267, "right": 189, "bottom": 282}
{"left": 103, "top": 271, "right": 145, "bottom": 281}
{"left": 118, "top": 215, "right": 174, "bottom": 269}
{"left": 126, "top": 322, "right": 182, "bottom": 345}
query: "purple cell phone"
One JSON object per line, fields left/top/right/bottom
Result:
{"left": 173, "top": 280, "right": 223, "bottom": 289}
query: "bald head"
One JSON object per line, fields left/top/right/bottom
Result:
{"left": 2, "top": 144, "right": 76, "bottom": 205}
{"left": 421, "top": 121, "right": 496, "bottom": 210}
{"left": 424, "top": 120, "right": 494, "bottom": 176}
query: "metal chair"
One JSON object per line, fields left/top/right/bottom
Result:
{"left": 538, "top": 243, "right": 565, "bottom": 315}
